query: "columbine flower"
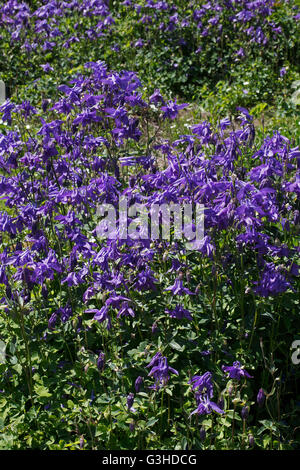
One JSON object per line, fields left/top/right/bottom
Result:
{"left": 188, "top": 372, "right": 214, "bottom": 398}
{"left": 117, "top": 301, "right": 135, "bottom": 318}
{"left": 190, "top": 394, "right": 224, "bottom": 416}
{"left": 222, "top": 361, "right": 253, "bottom": 380}
{"left": 48, "top": 312, "right": 58, "bottom": 330}
{"left": 41, "top": 63, "right": 54, "bottom": 73}
{"left": 165, "top": 305, "right": 193, "bottom": 320}
{"left": 149, "top": 89, "right": 165, "bottom": 105}
{"left": 147, "top": 353, "right": 178, "bottom": 390}
{"left": 165, "top": 278, "right": 194, "bottom": 296}
{"left": 85, "top": 306, "right": 111, "bottom": 330}
{"left": 161, "top": 99, "right": 188, "bottom": 120}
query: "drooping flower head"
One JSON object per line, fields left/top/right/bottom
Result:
{"left": 147, "top": 353, "right": 178, "bottom": 390}
{"left": 222, "top": 361, "right": 253, "bottom": 381}
{"left": 188, "top": 372, "right": 214, "bottom": 398}
{"left": 190, "top": 394, "right": 224, "bottom": 416}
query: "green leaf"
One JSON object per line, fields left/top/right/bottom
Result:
{"left": 169, "top": 340, "right": 185, "bottom": 352}
{"left": 146, "top": 417, "right": 159, "bottom": 427}
{"left": 34, "top": 384, "right": 52, "bottom": 398}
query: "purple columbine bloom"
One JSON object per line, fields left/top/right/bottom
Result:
{"left": 165, "top": 278, "right": 194, "bottom": 296}
{"left": 190, "top": 394, "right": 224, "bottom": 416}
{"left": 117, "top": 301, "right": 135, "bottom": 318}
{"left": 85, "top": 306, "right": 111, "bottom": 329}
{"left": 165, "top": 305, "right": 193, "bottom": 320}
{"left": 188, "top": 372, "right": 214, "bottom": 398}
{"left": 147, "top": 353, "right": 178, "bottom": 390}
{"left": 161, "top": 99, "right": 188, "bottom": 120}
{"left": 129, "top": 421, "right": 135, "bottom": 432}
{"left": 222, "top": 361, "right": 253, "bottom": 380}
{"left": 149, "top": 89, "right": 165, "bottom": 105}
{"left": 40, "top": 63, "right": 54, "bottom": 73}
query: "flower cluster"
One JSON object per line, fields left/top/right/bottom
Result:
{"left": 0, "top": 0, "right": 298, "bottom": 99}
{"left": 0, "top": 60, "right": 298, "bottom": 338}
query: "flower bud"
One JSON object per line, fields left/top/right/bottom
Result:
{"left": 257, "top": 388, "right": 265, "bottom": 407}
{"left": 129, "top": 421, "right": 135, "bottom": 432}
{"left": 127, "top": 393, "right": 134, "bottom": 411}
{"left": 195, "top": 284, "right": 201, "bottom": 295}
{"left": 218, "top": 397, "right": 224, "bottom": 410}
{"left": 248, "top": 434, "right": 254, "bottom": 447}
{"left": 135, "top": 376, "right": 143, "bottom": 393}
{"left": 97, "top": 352, "right": 105, "bottom": 372}
{"left": 199, "top": 427, "right": 206, "bottom": 441}
{"left": 241, "top": 405, "right": 249, "bottom": 421}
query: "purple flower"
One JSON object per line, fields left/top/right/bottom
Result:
{"left": 147, "top": 353, "right": 178, "bottom": 390}
{"left": 248, "top": 434, "right": 255, "bottom": 447}
{"left": 236, "top": 107, "right": 253, "bottom": 125}
{"left": 190, "top": 394, "right": 224, "bottom": 416}
{"left": 253, "top": 263, "right": 292, "bottom": 297}
{"left": 48, "top": 312, "right": 58, "bottom": 330}
{"left": 117, "top": 301, "right": 135, "bottom": 318}
{"left": 280, "top": 67, "right": 287, "bottom": 77}
{"left": 222, "top": 361, "right": 253, "bottom": 381}
{"left": 85, "top": 306, "right": 111, "bottom": 329}
{"left": 41, "top": 63, "right": 54, "bottom": 73}
{"left": 165, "top": 278, "right": 194, "bottom": 296}
{"left": 165, "top": 305, "right": 192, "bottom": 320}
{"left": 149, "top": 89, "right": 165, "bottom": 105}
{"left": 0, "top": 99, "right": 15, "bottom": 124}
{"left": 161, "top": 99, "right": 188, "bottom": 120}
{"left": 188, "top": 372, "right": 214, "bottom": 398}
